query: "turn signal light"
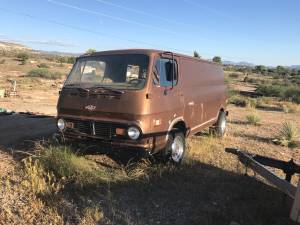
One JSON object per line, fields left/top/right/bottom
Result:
{"left": 116, "top": 128, "right": 126, "bottom": 135}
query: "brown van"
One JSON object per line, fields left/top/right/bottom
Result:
{"left": 56, "top": 49, "right": 227, "bottom": 163}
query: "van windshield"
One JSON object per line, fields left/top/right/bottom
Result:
{"left": 65, "top": 54, "right": 149, "bottom": 90}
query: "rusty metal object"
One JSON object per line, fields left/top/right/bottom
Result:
{"left": 226, "top": 148, "right": 300, "bottom": 223}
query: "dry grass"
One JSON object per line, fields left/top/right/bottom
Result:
{"left": 273, "top": 122, "right": 300, "bottom": 148}
{"left": 1, "top": 54, "right": 300, "bottom": 224}
{"left": 246, "top": 112, "right": 261, "bottom": 125}
{"left": 280, "top": 102, "right": 300, "bottom": 113}
{"left": 0, "top": 104, "right": 299, "bottom": 224}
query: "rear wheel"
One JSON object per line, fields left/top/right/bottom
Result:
{"left": 211, "top": 111, "right": 227, "bottom": 137}
{"left": 163, "top": 131, "right": 186, "bottom": 164}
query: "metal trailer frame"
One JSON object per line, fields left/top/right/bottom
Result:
{"left": 225, "top": 148, "right": 300, "bottom": 223}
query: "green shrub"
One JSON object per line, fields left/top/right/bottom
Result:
{"left": 246, "top": 113, "right": 261, "bottom": 125}
{"left": 256, "top": 84, "right": 300, "bottom": 104}
{"left": 228, "top": 88, "right": 239, "bottom": 99}
{"left": 67, "top": 57, "right": 76, "bottom": 64}
{"left": 229, "top": 96, "right": 247, "bottom": 107}
{"left": 256, "top": 85, "right": 285, "bottom": 97}
{"left": 27, "top": 68, "right": 63, "bottom": 80}
{"left": 37, "top": 63, "right": 49, "bottom": 68}
{"left": 228, "top": 73, "right": 240, "bottom": 78}
{"left": 16, "top": 52, "right": 29, "bottom": 65}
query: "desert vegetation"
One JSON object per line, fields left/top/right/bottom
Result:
{"left": 0, "top": 44, "right": 300, "bottom": 224}
{"left": 27, "top": 68, "right": 63, "bottom": 80}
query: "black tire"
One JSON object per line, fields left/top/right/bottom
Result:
{"left": 211, "top": 111, "right": 227, "bottom": 137}
{"left": 163, "top": 131, "right": 186, "bottom": 164}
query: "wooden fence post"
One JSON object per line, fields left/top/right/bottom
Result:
{"left": 291, "top": 180, "right": 300, "bottom": 223}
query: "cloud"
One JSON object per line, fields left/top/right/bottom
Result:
{"left": 0, "top": 35, "right": 77, "bottom": 48}
{"left": 27, "top": 39, "right": 77, "bottom": 47}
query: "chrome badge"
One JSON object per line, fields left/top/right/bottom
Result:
{"left": 85, "top": 105, "right": 96, "bottom": 111}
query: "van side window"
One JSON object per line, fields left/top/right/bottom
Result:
{"left": 154, "top": 58, "right": 178, "bottom": 87}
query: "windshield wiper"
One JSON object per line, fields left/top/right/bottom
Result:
{"left": 64, "top": 84, "right": 90, "bottom": 92}
{"left": 91, "top": 86, "right": 125, "bottom": 94}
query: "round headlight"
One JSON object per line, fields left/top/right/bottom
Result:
{"left": 57, "top": 118, "right": 66, "bottom": 131}
{"left": 127, "top": 127, "right": 140, "bottom": 140}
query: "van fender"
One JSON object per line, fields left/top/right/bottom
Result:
{"left": 165, "top": 116, "right": 184, "bottom": 141}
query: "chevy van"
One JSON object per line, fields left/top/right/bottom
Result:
{"left": 56, "top": 49, "right": 227, "bottom": 163}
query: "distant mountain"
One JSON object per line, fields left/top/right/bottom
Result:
{"left": 0, "top": 41, "right": 31, "bottom": 51}
{"left": 34, "top": 49, "right": 80, "bottom": 57}
{"left": 290, "top": 65, "right": 300, "bottom": 69}
{"left": 223, "top": 61, "right": 255, "bottom": 67}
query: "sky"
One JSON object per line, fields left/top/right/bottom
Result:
{"left": 0, "top": 0, "right": 299, "bottom": 66}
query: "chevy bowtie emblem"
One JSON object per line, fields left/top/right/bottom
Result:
{"left": 85, "top": 105, "right": 96, "bottom": 111}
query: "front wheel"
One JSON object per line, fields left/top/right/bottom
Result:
{"left": 163, "top": 132, "right": 186, "bottom": 164}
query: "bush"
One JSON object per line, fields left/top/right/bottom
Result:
{"left": 246, "top": 113, "right": 261, "bottom": 125}
{"left": 256, "top": 85, "right": 285, "bottom": 97}
{"left": 37, "top": 63, "right": 49, "bottom": 68}
{"left": 16, "top": 52, "right": 29, "bottom": 65}
{"left": 256, "top": 97, "right": 273, "bottom": 108}
{"left": 227, "top": 88, "right": 239, "bottom": 99}
{"left": 67, "top": 57, "right": 76, "bottom": 64}
{"left": 229, "top": 96, "right": 247, "bottom": 107}
{"left": 246, "top": 98, "right": 258, "bottom": 108}
{"left": 27, "top": 68, "right": 63, "bottom": 80}
{"left": 274, "top": 122, "right": 299, "bottom": 147}
{"left": 228, "top": 73, "right": 240, "bottom": 78}
{"left": 22, "top": 157, "right": 62, "bottom": 195}
{"left": 280, "top": 102, "right": 300, "bottom": 113}
{"left": 256, "top": 84, "right": 300, "bottom": 104}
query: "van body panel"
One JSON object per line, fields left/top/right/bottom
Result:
{"left": 56, "top": 49, "right": 227, "bottom": 153}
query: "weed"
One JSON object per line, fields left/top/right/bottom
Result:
{"left": 246, "top": 98, "right": 258, "bottom": 108}
{"left": 37, "top": 63, "right": 49, "bottom": 68}
{"left": 274, "top": 122, "right": 299, "bottom": 147}
{"left": 21, "top": 157, "right": 63, "bottom": 195}
{"left": 280, "top": 102, "right": 300, "bottom": 113}
{"left": 83, "top": 205, "right": 104, "bottom": 223}
{"left": 228, "top": 73, "right": 240, "bottom": 78}
{"left": 16, "top": 52, "right": 29, "bottom": 65}
{"left": 229, "top": 96, "right": 247, "bottom": 107}
{"left": 27, "top": 68, "right": 63, "bottom": 80}
{"left": 246, "top": 113, "right": 261, "bottom": 125}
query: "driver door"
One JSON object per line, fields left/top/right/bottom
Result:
{"left": 149, "top": 57, "right": 184, "bottom": 134}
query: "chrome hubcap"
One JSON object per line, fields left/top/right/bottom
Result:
{"left": 171, "top": 136, "right": 184, "bottom": 162}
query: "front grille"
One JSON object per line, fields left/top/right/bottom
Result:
{"left": 65, "top": 119, "right": 127, "bottom": 139}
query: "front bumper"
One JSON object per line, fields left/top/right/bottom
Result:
{"left": 61, "top": 130, "right": 154, "bottom": 150}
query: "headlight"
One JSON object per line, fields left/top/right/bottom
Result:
{"left": 57, "top": 118, "right": 66, "bottom": 131}
{"left": 127, "top": 126, "right": 140, "bottom": 140}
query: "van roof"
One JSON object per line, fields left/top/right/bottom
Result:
{"left": 80, "top": 49, "right": 217, "bottom": 65}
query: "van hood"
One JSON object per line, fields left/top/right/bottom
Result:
{"left": 57, "top": 88, "right": 148, "bottom": 121}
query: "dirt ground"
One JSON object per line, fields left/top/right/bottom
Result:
{"left": 0, "top": 55, "right": 300, "bottom": 224}
{"left": 0, "top": 57, "right": 68, "bottom": 116}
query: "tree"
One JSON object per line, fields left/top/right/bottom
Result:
{"left": 86, "top": 48, "right": 97, "bottom": 54}
{"left": 67, "top": 56, "right": 76, "bottom": 64}
{"left": 276, "top": 66, "right": 288, "bottom": 77}
{"left": 57, "top": 57, "right": 65, "bottom": 66}
{"left": 254, "top": 65, "right": 267, "bottom": 75}
{"left": 193, "top": 51, "right": 201, "bottom": 58}
{"left": 212, "top": 56, "right": 222, "bottom": 64}
{"left": 16, "top": 53, "right": 29, "bottom": 65}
